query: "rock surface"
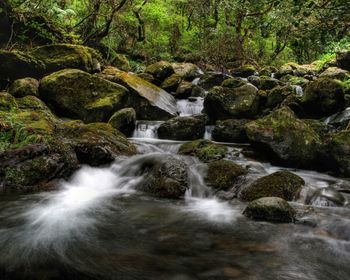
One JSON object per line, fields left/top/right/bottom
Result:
{"left": 178, "top": 140, "right": 227, "bottom": 163}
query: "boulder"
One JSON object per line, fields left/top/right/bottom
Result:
{"left": 243, "top": 197, "right": 296, "bottom": 223}
{"left": 239, "top": 171, "right": 304, "bottom": 202}
{"left": 206, "top": 160, "right": 247, "bottom": 191}
{"left": 31, "top": 44, "right": 102, "bottom": 74}
{"left": 259, "top": 66, "right": 278, "bottom": 77}
{"left": 9, "top": 78, "right": 39, "bottom": 98}
{"left": 280, "top": 75, "right": 309, "bottom": 87}
{"left": 301, "top": 78, "right": 345, "bottom": 118}
{"left": 161, "top": 73, "right": 182, "bottom": 92}
{"left": 212, "top": 119, "right": 249, "bottom": 143}
{"left": 230, "top": 65, "right": 256, "bottom": 78}
{"left": 245, "top": 107, "right": 322, "bottom": 167}
{"left": 172, "top": 62, "right": 203, "bottom": 80}
{"left": 247, "top": 76, "right": 279, "bottom": 90}
{"left": 98, "top": 67, "right": 178, "bottom": 120}
{"left": 336, "top": 50, "right": 350, "bottom": 71}
{"left": 40, "top": 69, "right": 129, "bottom": 123}
{"left": 204, "top": 84, "right": 260, "bottom": 120}
{"left": 108, "top": 108, "right": 136, "bottom": 137}
{"left": 221, "top": 78, "right": 246, "bottom": 88}
{"left": 139, "top": 155, "right": 188, "bottom": 199}
{"left": 136, "top": 73, "right": 156, "bottom": 84}
{"left": 111, "top": 54, "right": 130, "bottom": 72}
{"left": 144, "top": 61, "right": 175, "bottom": 84}
{"left": 157, "top": 116, "right": 205, "bottom": 141}
{"left": 174, "top": 81, "right": 194, "bottom": 99}
{"left": 178, "top": 139, "right": 227, "bottom": 163}
{"left": 0, "top": 50, "right": 45, "bottom": 83}
{"left": 319, "top": 67, "right": 350, "bottom": 81}
{"left": 265, "top": 86, "right": 295, "bottom": 109}
{"left": 198, "top": 72, "right": 230, "bottom": 90}
{"left": 328, "top": 130, "right": 350, "bottom": 176}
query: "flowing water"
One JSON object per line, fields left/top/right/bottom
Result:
{"left": 1, "top": 88, "right": 350, "bottom": 280}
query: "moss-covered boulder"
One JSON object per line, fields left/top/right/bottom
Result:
{"left": 138, "top": 155, "right": 188, "bottom": 199}
{"left": 172, "top": 62, "right": 203, "bottom": 80}
{"left": 245, "top": 107, "right": 322, "bottom": 167}
{"left": 161, "top": 73, "right": 182, "bottom": 92}
{"left": 198, "top": 72, "right": 230, "bottom": 90}
{"left": 98, "top": 67, "right": 178, "bottom": 120}
{"left": 9, "top": 78, "right": 39, "bottom": 98}
{"left": 280, "top": 75, "right": 309, "bottom": 87}
{"left": 301, "top": 78, "right": 345, "bottom": 118}
{"left": 230, "top": 64, "right": 256, "bottom": 78}
{"left": 178, "top": 139, "right": 227, "bottom": 163}
{"left": 265, "top": 86, "right": 295, "bottom": 109}
{"left": 174, "top": 81, "right": 194, "bottom": 99}
{"left": 40, "top": 69, "right": 129, "bottom": 123}
{"left": 212, "top": 119, "right": 249, "bottom": 143}
{"left": 221, "top": 78, "right": 246, "bottom": 89}
{"left": 206, "top": 160, "right": 247, "bottom": 191}
{"left": 144, "top": 61, "right": 175, "bottom": 84}
{"left": 57, "top": 121, "right": 135, "bottom": 166}
{"left": 31, "top": 44, "right": 102, "bottom": 74}
{"left": 243, "top": 197, "right": 296, "bottom": 223}
{"left": 136, "top": 73, "right": 155, "bottom": 84}
{"left": 108, "top": 108, "right": 136, "bottom": 137}
{"left": 328, "top": 130, "right": 350, "bottom": 176}
{"left": 158, "top": 116, "right": 205, "bottom": 141}
{"left": 204, "top": 84, "right": 260, "bottom": 120}
{"left": 111, "top": 54, "right": 130, "bottom": 72}
{"left": 259, "top": 66, "right": 278, "bottom": 77}
{"left": 0, "top": 50, "right": 45, "bottom": 83}
{"left": 248, "top": 76, "right": 279, "bottom": 90}
{"left": 319, "top": 67, "right": 350, "bottom": 81}
{"left": 239, "top": 171, "right": 304, "bottom": 202}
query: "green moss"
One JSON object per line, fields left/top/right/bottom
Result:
{"left": 178, "top": 139, "right": 227, "bottom": 162}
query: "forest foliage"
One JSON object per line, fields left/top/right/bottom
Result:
{"left": 1, "top": 0, "right": 350, "bottom": 67}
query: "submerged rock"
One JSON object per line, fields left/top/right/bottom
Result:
{"left": 204, "top": 84, "right": 259, "bottom": 120}
{"left": 245, "top": 107, "right": 322, "bottom": 167}
{"left": 108, "top": 108, "right": 136, "bottom": 137}
{"left": 239, "top": 171, "right": 305, "bottom": 202}
{"left": 306, "top": 187, "right": 347, "bottom": 207}
{"left": 98, "top": 67, "right": 178, "bottom": 120}
{"left": 178, "top": 140, "right": 227, "bottom": 163}
{"left": 206, "top": 160, "right": 247, "bottom": 191}
{"left": 9, "top": 78, "right": 39, "bottom": 98}
{"left": 243, "top": 197, "right": 296, "bottom": 223}
{"left": 158, "top": 116, "right": 205, "bottom": 141}
{"left": 40, "top": 69, "right": 129, "bottom": 123}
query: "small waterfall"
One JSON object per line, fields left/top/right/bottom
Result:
{"left": 294, "top": 85, "right": 304, "bottom": 97}
{"left": 204, "top": 125, "right": 215, "bottom": 140}
{"left": 192, "top": 77, "right": 201, "bottom": 85}
{"left": 271, "top": 73, "right": 276, "bottom": 79}
{"left": 177, "top": 97, "right": 204, "bottom": 116}
{"left": 132, "top": 121, "right": 163, "bottom": 139}
{"left": 324, "top": 107, "right": 350, "bottom": 125}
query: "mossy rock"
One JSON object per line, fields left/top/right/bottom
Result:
{"left": 336, "top": 51, "right": 350, "bottom": 71}
{"left": 199, "top": 72, "right": 230, "bottom": 90}
{"left": 280, "top": 75, "right": 309, "bottom": 87}
{"left": 248, "top": 75, "right": 279, "bottom": 90}
{"left": 31, "top": 44, "right": 102, "bottom": 74}
{"left": 212, "top": 119, "right": 249, "bottom": 143}
{"left": 230, "top": 64, "right": 256, "bottom": 78}
{"left": 245, "top": 107, "right": 322, "bottom": 167}
{"left": 204, "top": 84, "right": 260, "bottom": 120}
{"left": 111, "top": 54, "right": 131, "bottom": 72}
{"left": 243, "top": 197, "right": 296, "bottom": 223}
{"left": 328, "top": 130, "right": 350, "bottom": 176}
{"left": 178, "top": 139, "right": 227, "bottom": 163}
{"left": 174, "top": 81, "right": 194, "bottom": 99}
{"left": 259, "top": 66, "right": 278, "bottom": 77}
{"left": 0, "top": 50, "right": 45, "bottom": 83}
{"left": 161, "top": 73, "right": 182, "bottom": 92}
{"left": 98, "top": 67, "right": 178, "bottom": 120}
{"left": 136, "top": 73, "right": 156, "bottom": 84}
{"left": 158, "top": 116, "right": 205, "bottom": 141}
{"left": 266, "top": 86, "right": 295, "bottom": 109}
{"left": 239, "top": 171, "right": 304, "bottom": 202}
{"left": 301, "top": 77, "right": 345, "bottom": 118}
{"left": 206, "top": 160, "right": 247, "bottom": 190}
{"left": 0, "top": 91, "right": 18, "bottom": 111}
{"left": 9, "top": 78, "right": 39, "bottom": 98}
{"left": 172, "top": 62, "right": 203, "bottom": 80}
{"left": 144, "top": 61, "right": 175, "bottom": 84}
{"left": 319, "top": 67, "right": 350, "bottom": 81}
{"left": 40, "top": 69, "right": 129, "bottom": 123}
{"left": 221, "top": 78, "right": 246, "bottom": 89}
{"left": 108, "top": 108, "right": 136, "bottom": 137}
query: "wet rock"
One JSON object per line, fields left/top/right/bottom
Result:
{"left": 40, "top": 69, "right": 129, "bottom": 123}
{"left": 204, "top": 84, "right": 259, "bottom": 120}
{"left": 98, "top": 67, "right": 178, "bottom": 120}
{"left": 265, "top": 86, "right": 295, "bottom": 109}
{"left": 301, "top": 78, "right": 345, "bottom": 118}
{"left": 319, "top": 67, "right": 350, "bottom": 81}
{"left": 248, "top": 75, "right": 279, "bottom": 90}
{"left": 260, "top": 66, "right": 278, "bottom": 77}
{"left": 212, "top": 119, "right": 249, "bottom": 143}
{"left": 31, "top": 44, "right": 102, "bottom": 74}
{"left": 221, "top": 77, "right": 246, "bottom": 88}
{"left": 239, "top": 171, "right": 304, "bottom": 202}
{"left": 158, "top": 116, "right": 205, "bottom": 141}
{"left": 144, "top": 61, "right": 175, "bottom": 84}
{"left": 306, "top": 187, "right": 347, "bottom": 207}
{"left": 206, "top": 160, "right": 247, "bottom": 191}
{"left": 336, "top": 50, "right": 350, "bottom": 71}
{"left": 245, "top": 107, "right": 322, "bottom": 167}
{"left": 328, "top": 130, "right": 350, "bottom": 176}
{"left": 9, "top": 78, "right": 39, "bottom": 98}
{"left": 178, "top": 139, "right": 227, "bottom": 163}
{"left": 324, "top": 107, "right": 350, "bottom": 130}
{"left": 280, "top": 75, "right": 309, "bottom": 87}
{"left": 136, "top": 72, "right": 156, "bottom": 84}
{"left": 172, "top": 62, "right": 203, "bottom": 80}
{"left": 174, "top": 81, "right": 194, "bottom": 99}
{"left": 161, "top": 73, "right": 182, "bottom": 92}
{"left": 243, "top": 197, "right": 296, "bottom": 223}
{"left": 230, "top": 65, "right": 256, "bottom": 78}
{"left": 0, "top": 50, "right": 45, "bottom": 83}
{"left": 198, "top": 72, "right": 230, "bottom": 90}
{"left": 108, "top": 108, "right": 136, "bottom": 137}
{"left": 111, "top": 54, "right": 130, "bottom": 72}
{"left": 139, "top": 155, "right": 188, "bottom": 199}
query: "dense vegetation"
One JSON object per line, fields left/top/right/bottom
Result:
{"left": 1, "top": 0, "right": 350, "bottom": 67}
